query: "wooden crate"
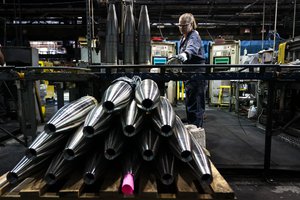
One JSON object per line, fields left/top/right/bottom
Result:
{"left": 0, "top": 162, "right": 235, "bottom": 200}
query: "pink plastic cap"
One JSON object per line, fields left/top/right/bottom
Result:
{"left": 121, "top": 173, "right": 134, "bottom": 195}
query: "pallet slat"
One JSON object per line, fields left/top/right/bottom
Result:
{"left": 177, "top": 173, "right": 199, "bottom": 199}
{"left": 20, "top": 177, "right": 48, "bottom": 198}
{"left": 0, "top": 173, "right": 10, "bottom": 196}
{"left": 0, "top": 162, "right": 235, "bottom": 200}
{"left": 59, "top": 175, "right": 84, "bottom": 198}
{"left": 139, "top": 173, "right": 157, "bottom": 198}
{"left": 2, "top": 178, "right": 33, "bottom": 198}
{"left": 99, "top": 171, "right": 122, "bottom": 198}
{"left": 210, "top": 162, "right": 235, "bottom": 199}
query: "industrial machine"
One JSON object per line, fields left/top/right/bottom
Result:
{"left": 151, "top": 41, "right": 177, "bottom": 104}
{"left": 258, "top": 37, "right": 300, "bottom": 140}
{"left": 208, "top": 40, "right": 240, "bottom": 106}
{"left": 278, "top": 36, "right": 300, "bottom": 64}
{"left": 209, "top": 40, "right": 240, "bottom": 66}
{"left": 0, "top": 47, "right": 40, "bottom": 144}
{"left": 151, "top": 41, "right": 176, "bottom": 64}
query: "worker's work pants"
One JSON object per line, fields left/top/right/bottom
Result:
{"left": 185, "top": 80, "right": 206, "bottom": 128}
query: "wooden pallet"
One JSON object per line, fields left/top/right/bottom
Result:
{"left": 0, "top": 162, "right": 235, "bottom": 200}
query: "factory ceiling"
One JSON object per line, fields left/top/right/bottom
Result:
{"left": 0, "top": 0, "right": 299, "bottom": 45}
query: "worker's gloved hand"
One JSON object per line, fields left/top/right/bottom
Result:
{"left": 176, "top": 52, "right": 188, "bottom": 63}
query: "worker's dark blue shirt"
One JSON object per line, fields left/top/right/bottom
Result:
{"left": 180, "top": 30, "right": 206, "bottom": 127}
{"left": 179, "top": 30, "right": 205, "bottom": 64}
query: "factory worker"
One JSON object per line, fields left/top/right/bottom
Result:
{"left": 176, "top": 13, "right": 206, "bottom": 128}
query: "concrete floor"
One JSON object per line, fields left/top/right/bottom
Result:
{"left": 1, "top": 103, "right": 300, "bottom": 199}
{"left": 175, "top": 103, "right": 300, "bottom": 199}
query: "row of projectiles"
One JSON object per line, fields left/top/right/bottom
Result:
{"left": 105, "top": 4, "right": 151, "bottom": 65}
{"left": 6, "top": 77, "right": 212, "bottom": 195}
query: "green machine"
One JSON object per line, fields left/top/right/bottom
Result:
{"left": 209, "top": 40, "right": 241, "bottom": 106}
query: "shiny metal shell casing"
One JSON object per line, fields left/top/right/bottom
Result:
{"left": 83, "top": 152, "right": 106, "bottom": 185}
{"left": 44, "top": 152, "right": 73, "bottom": 185}
{"left": 139, "top": 129, "right": 160, "bottom": 161}
{"left": 157, "top": 151, "right": 175, "bottom": 185}
{"left": 152, "top": 96, "right": 175, "bottom": 137}
{"left": 102, "top": 81, "right": 133, "bottom": 113}
{"left": 121, "top": 99, "right": 144, "bottom": 137}
{"left": 63, "top": 125, "right": 93, "bottom": 160}
{"left": 105, "top": 3, "right": 118, "bottom": 65}
{"left": 135, "top": 79, "right": 160, "bottom": 111}
{"left": 104, "top": 126, "right": 124, "bottom": 160}
{"left": 44, "top": 96, "right": 97, "bottom": 134}
{"left": 123, "top": 5, "right": 135, "bottom": 65}
{"left": 26, "top": 130, "right": 71, "bottom": 159}
{"left": 123, "top": 152, "right": 141, "bottom": 176}
{"left": 83, "top": 104, "right": 112, "bottom": 138}
{"left": 187, "top": 133, "right": 212, "bottom": 184}
{"left": 137, "top": 5, "right": 151, "bottom": 65}
{"left": 169, "top": 116, "right": 192, "bottom": 162}
{"left": 7, "top": 156, "right": 49, "bottom": 184}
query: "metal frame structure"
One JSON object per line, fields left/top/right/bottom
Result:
{"left": 1, "top": 64, "right": 300, "bottom": 176}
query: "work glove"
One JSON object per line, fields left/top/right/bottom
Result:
{"left": 176, "top": 52, "right": 188, "bottom": 63}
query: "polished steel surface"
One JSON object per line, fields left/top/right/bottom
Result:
{"left": 83, "top": 152, "right": 106, "bottom": 185}
{"left": 44, "top": 96, "right": 97, "bottom": 134}
{"left": 188, "top": 133, "right": 212, "bottom": 184}
{"left": 157, "top": 151, "right": 175, "bottom": 185}
{"left": 139, "top": 129, "right": 160, "bottom": 161}
{"left": 121, "top": 99, "right": 144, "bottom": 137}
{"left": 169, "top": 115, "right": 192, "bottom": 162}
{"left": 63, "top": 125, "right": 93, "bottom": 160}
{"left": 105, "top": 3, "right": 118, "bottom": 65}
{"left": 83, "top": 104, "right": 112, "bottom": 138}
{"left": 7, "top": 156, "right": 49, "bottom": 184}
{"left": 152, "top": 96, "right": 175, "bottom": 137}
{"left": 44, "top": 152, "right": 73, "bottom": 185}
{"left": 135, "top": 79, "right": 160, "bottom": 111}
{"left": 137, "top": 5, "right": 151, "bottom": 65}
{"left": 104, "top": 126, "right": 124, "bottom": 160}
{"left": 102, "top": 81, "right": 133, "bottom": 113}
{"left": 123, "top": 5, "right": 135, "bottom": 65}
{"left": 26, "top": 130, "right": 71, "bottom": 158}
{"left": 123, "top": 152, "right": 141, "bottom": 176}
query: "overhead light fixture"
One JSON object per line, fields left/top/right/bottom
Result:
{"left": 239, "top": 12, "right": 262, "bottom": 16}
{"left": 244, "top": 28, "right": 251, "bottom": 33}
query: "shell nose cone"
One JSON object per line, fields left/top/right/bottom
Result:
{"left": 84, "top": 173, "right": 96, "bottom": 185}
{"left": 103, "top": 101, "right": 114, "bottom": 112}
{"left": 142, "top": 99, "right": 153, "bottom": 109}
{"left": 45, "top": 123, "right": 56, "bottom": 133}
{"left": 105, "top": 149, "right": 116, "bottom": 160}
{"left": 83, "top": 126, "right": 95, "bottom": 138}
{"left": 142, "top": 150, "right": 154, "bottom": 161}
{"left": 6, "top": 172, "right": 18, "bottom": 184}
{"left": 25, "top": 149, "right": 37, "bottom": 159}
{"left": 135, "top": 79, "right": 160, "bottom": 111}
{"left": 181, "top": 150, "right": 192, "bottom": 162}
{"left": 202, "top": 174, "right": 212, "bottom": 182}
{"left": 63, "top": 149, "right": 75, "bottom": 161}
{"left": 161, "top": 174, "right": 174, "bottom": 185}
{"left": 161, "top": 125, "right": 172, "bottom": 136}
{"left": 124, "top": 125, "right": 135, "bottom": 136}
{"left": 44, "top": 173, "right": 56, "bottom": 185}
